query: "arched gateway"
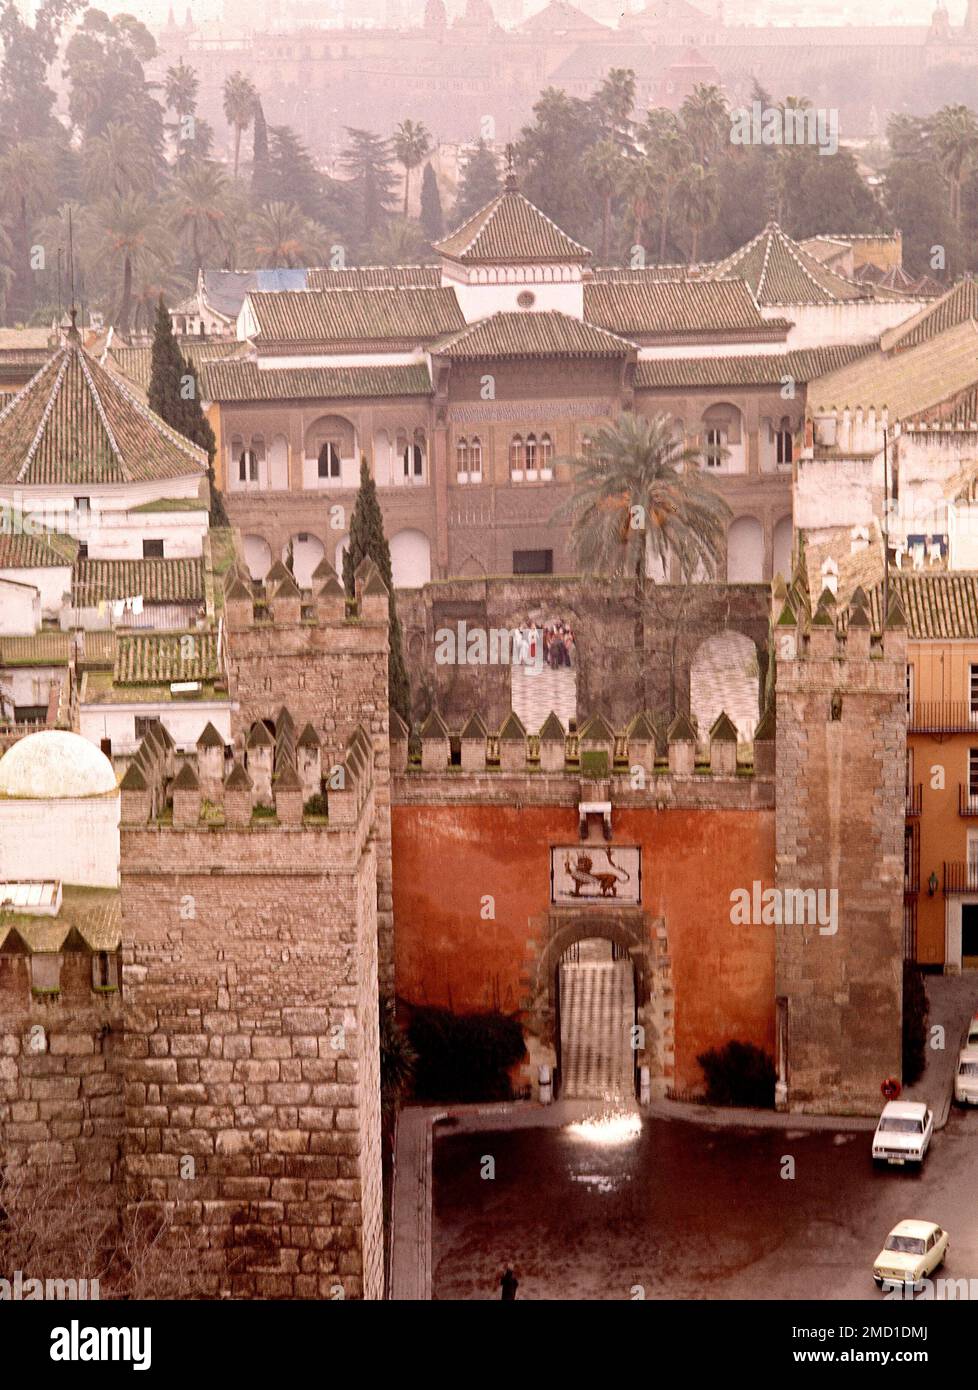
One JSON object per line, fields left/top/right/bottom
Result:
{"left": 524, "top": 909, "right": 673, "bottom": 1102}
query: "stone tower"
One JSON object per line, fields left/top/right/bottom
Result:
{"left": 119, "top": 561, "right": 391, "bottom": 1298}
{"left": 773, "top": 583, "right": 907, "bottom": 1115}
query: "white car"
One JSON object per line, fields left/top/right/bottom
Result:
{"left": 871, "top": 1100, "right": 933, "bottom": 1167}
{"left": 873, "top": 1220, "right": 948, "bottom": 1291}
{"left": 965, "top": 1016, "right": 978, "bottom": 1049}
{"left": 954, "top": 1047, "right": 978, "bottom": 1106}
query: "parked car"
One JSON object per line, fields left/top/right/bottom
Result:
{"left": 954, "top": 1047, "right": 978, "bottom": 1106}
{"left": 873, "top": 1220, "right": 948, "bottom": 1291}
{"left": 965, "top": 1016, "right": 978, "bottom": 1049}
{"left": 871, "top": 1101, "right": 933, "bottom": 1167}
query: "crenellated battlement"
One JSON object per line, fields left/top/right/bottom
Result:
{"left": 119, "top": 709, "right": 374, "bottom": 839}
{"left": 772, "top": 574, "right": 908, "bottom": 701}
{"left": 391, "top": 705, "right": 775, "bottom": 811}
{"left": 222, "top": 554, "right": 388, "bottom": 634}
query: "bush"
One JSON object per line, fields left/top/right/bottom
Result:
{"left": 407, "top": 1005, "right": 526, "bottom": 1103}
{"left": 903, "top": 963, "right": 929, "bottom": 1086}
{"left": 303, "top": 792, "right": 329, "bottom": 818}
{"left": 697, "top": 1040, "right": 776, "bottom": 1108}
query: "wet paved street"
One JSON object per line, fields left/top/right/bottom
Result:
{"left": 432, "top": 1106, "right": 978, "bottom": 1300}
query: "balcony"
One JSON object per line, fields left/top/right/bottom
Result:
{"left": 906, "top": 783, "right": 922, "bottom": 817}
{"left": 960, "top": 785, "right": 978, "bottom": 816}
{"left": 910, "top": 703, "right": 978, "bottom": 734}
{"left": 944, "top": 862, "right": 978, "bottom": 894}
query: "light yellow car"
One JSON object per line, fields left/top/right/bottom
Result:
{"left": 873, "top": 1219, "right": 949, "bottom": 1292}
{"left": 955, "top": 1047, "right": 978, "bottom": 1106}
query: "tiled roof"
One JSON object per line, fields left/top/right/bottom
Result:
{"left": 517, "top": 0, "right": 609, "bottom": 30}
{"left": 78, "top": 630, "right": 116, "bottom": 666}
{"left": 433, "top": 189, "right": 592, "bottom": 265}
{"left": 0, "top": 632, "right": 71, "bottom": 666}
{"left": 106, "top": 340, "right": 241, "bottom": 393}
{"left": 585, "top": 278, "right": 777, "bottom": 337}
{"left": 435, "top": 311, "right": 632, "bottom": 359}
{"left": 0, "top": 887, "right": 121, "bottom": 953}
{"left": 804, "top": 533, "right": 885, "bottom": 608}
{"left": 807, "top": 320, "right": 978, "bottom": 418}
{"left": 902, "top": 384, "right": 978, "bottom": 430}
{"left": 306, "top": 265, "right": 441, "bottom": 289}
{"left": 0, "top": 532, "right": 75, "bottom": 569}
{"left": 591, "top": 265, "right": 696, "bottom": 283}
{"left": 708, "top": 223, "right": 890, "bottom": 306}
{"left": 0, "top": 335, "right": 208, "bottom": 487}
{"left": 72, "top": 557, "right": 204, "bottom": 606}
{"left": 879, "top": 278, "right": 978, "bottom": 353}
{"left": 201, "top": 359, "right": 431, "bottom": 402}
{"left": 634, "top": 343, "right": 874, "bottom": 390}
{"left": 798, "top": 235, "right": 853, "bottom": 267}
{"left": 868, "top": 572, "right": 978, "bottom": 639}
{"left": 114, "top": 631, "right": 220, "bottom": 684}
{"left": 0, "top": 328, "right": 60, "bottom": 350}
{"left": 246, "top": 287, "right": 465, "bottom": 344}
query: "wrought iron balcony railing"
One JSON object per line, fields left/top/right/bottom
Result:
{"left": 944, "top": 862, "right": 978, "bottom": 894}
{"left": 910, "top": 703, "right": 978, "bottom": 734}
{"left": 906, "top": 783, "right": 922, "bottom": 816}
{"left": 960, "top": 785, "right": 978, "bottom": 817}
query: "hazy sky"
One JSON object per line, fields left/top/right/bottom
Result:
{"left": 66, "top": 0, "right": 974, "bottom": 32}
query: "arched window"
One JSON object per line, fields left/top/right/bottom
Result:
{"left": 403, "top": 428, "right": 425, "bottom": 480}
{"left": 704, "top": 427, "right": 726, "bottom": 468}
{"left": 525, "top": 433, "right": 538, "bottom": 471}
{"left": 318, "top": 441, "right": 340, "bottom": 479}
{"left": 775, "top": 418, "right": 793, "bottom": 466}
{"left": 469, "top": 436, "right": 482, "bottom": 479}
{"left": 510, "top": 435, "right": 524, "bottom": 475}
{"left": 456, "top": 437, "right": 468, "bottom": 476}
{"left": 540, "top": 433, "right": 553, "bottom": 470}
{"left": 239, "top": 447, "right": 258, "bottom": 483}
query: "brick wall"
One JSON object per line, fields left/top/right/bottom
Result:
{"left": 120, "top": 814, "right": 383, "bottom": 1299}
{"left": 775, "top": 618, "right": 907, "bottom": 1114}
{"left": 0, "top": 953, "right": 123, "bottom": 1210}
{"left": 397, "top": 577, "right": 770, "bottom": 729}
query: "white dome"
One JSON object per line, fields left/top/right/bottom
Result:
{"left": 0, "top": 731, "right": 117, "bottom": 799}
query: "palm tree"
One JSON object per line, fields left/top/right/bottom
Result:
{"left": 551, "top": 413, "right": 731, "bottom": 585}
{"left": 639, "top": 110, "right": 688, "bottom": 263}
{"left": 582, "top": 138, "right": 628, "bottom": 261}
{"left": 623, "top": 154, "right": 658, "bottom": 251}
{"left": 932, "top": 103, "right": 978, "bottom": 228}
{"left": 391, "top": 120, "right": 432, "bottom": 217}
{"left": 165, "top": 60, "right": 199, "bottom": 121}
{"left": 0, "top": 223, "right": 15, "bottom": 322}
{"left": 243, "top": 201, "right": 322, "bottom": 267}
{"left": 169, "top": 162, "right": 232, "bottom": 273}
{"left": 223, "top": 72, "right": 259, "bottom": 180}
{"left": 769, "top": 95, "right": 812, "bottom": 225}
{"left": 83, "top": 121, "right": 157, "bottom": 200}
{"left": 676, "top": 161, "right": 718, "bottom": 263}
{"left": 0, "top": 140, "right": 54, "bottom": 319}
{"left": 680, "top": 83, "right": 730, "bottom": 166}
{"left": 84, "top": 194, "right": 169, "bottom": 335}
{"left": 366, "top": 216, "right": 428, "bottom": 266}
{"left": 594, "top": 67, "right": 636, "bottom": 149}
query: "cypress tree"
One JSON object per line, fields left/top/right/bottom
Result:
{"left": 251, "top": 99, "right": 275, "bottom": 203}
{"left": 343, "top": 456, "right": 411, "bottom": 725}
{"left": 147, "top": 297, "right": 228, "bottom": 526}
{"left": 420, "top": 162, "right": 443, "bottom": 242}
{"left": 454, "top": 138, "right": 501, "bottom": 223}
